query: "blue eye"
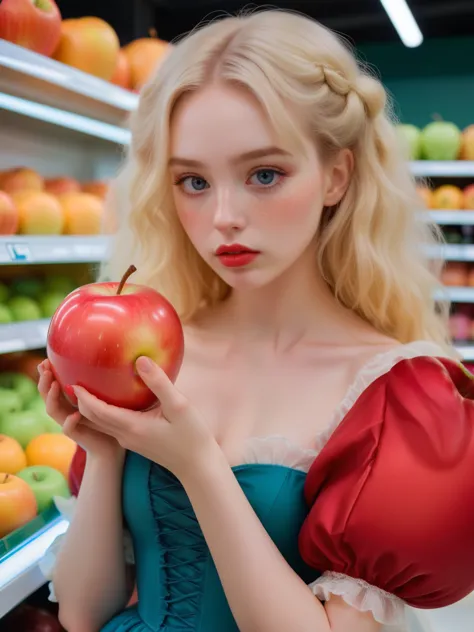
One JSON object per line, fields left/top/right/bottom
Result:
{"left": 177, "top": 176, "right": 209, "bottom": 194}
{"left": 249, "top": 169, "right": 284, "bottom": 187}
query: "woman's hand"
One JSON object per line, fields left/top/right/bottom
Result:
{"left": 38, "top": 360, "right": 123, "bottom": 460}
{"left": 71, "top": 356, "right": 220, "bottom": 481}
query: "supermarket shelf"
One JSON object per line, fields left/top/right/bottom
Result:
{"left": 455, "top": 344, "right": 474, "bottom": 362}
{"left": 427, "top": 211, "right": 474, "bottom": 225}
{"left": 0, "top": 236, "right": 110, "bottom": 265}
{"left": 0, "top": 319, "right": 50, "bottom": 354}
{"left": 0, "top": 40, "right": 137, "bottom": 141}
{"left": 0, "top": 515, "right": 68, "bottom": 618}
{"left": 425, "top": 244, "right": 474, "bottom": 261}
{"left": 411, "top": 161, "right": 474, "bottom": 177}
{"left": 435, "top": 287, "right": 474, "bottom": 303}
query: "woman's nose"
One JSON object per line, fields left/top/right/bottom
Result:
{"left": 212, "top": 188, "right": 247, "bottom": 232}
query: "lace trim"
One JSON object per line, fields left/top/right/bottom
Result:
{"left": 310, "top": 571, "right": 407, "bottom": 631}
{"left": 242, "top": 341, "right": 447, "bottom": 473}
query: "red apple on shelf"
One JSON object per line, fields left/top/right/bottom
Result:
{"left": 463, "top": 184, "right": 474, "bottom": 210}
{"left": 0, "top": 191, "right": 19, "bottom": 235}
{"left": 47, "top": 265, "right": 185, "bottom": 410}
{"left": 4, "top": 604, "right": 62, "bottom": 632}
{"left": 0, "top": 0, "right": 62, "bottom": 57}
{"left": 44, "top": 176, "right": 80, "bottom": 196}
{"left": 0, "top": 167, "right": 43, "bottom": 194}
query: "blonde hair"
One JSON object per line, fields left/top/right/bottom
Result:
{"left": 101, "top": 9, "right": 452, "bottom": 351}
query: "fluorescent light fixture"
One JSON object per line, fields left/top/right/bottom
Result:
{"left": 0, "top": 519, "right": 68, "bottom": 589}
{"left": 0, "top": 92, "right": 131, "bottom": 145}
{"left": 379, "top": 0, "right": 423, "bottom": 47}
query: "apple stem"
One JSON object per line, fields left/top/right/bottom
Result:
{"left": 33, "top": 473, "right": 39, "bottom": 482}
{"left": 148, "top": 27, "right": 158, "bottom": 39}
{"left": 116, "top": 265, "right": 137, "bottom": 295}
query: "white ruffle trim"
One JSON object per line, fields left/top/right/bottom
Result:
{"left": 310, "top": 571, "right": 407, "bottom": 631}
{"left": 241, "top": 341, "right": 447, "bottom": 474}
{"left": 39, "top": 495, "right": 135, "bottom": 602}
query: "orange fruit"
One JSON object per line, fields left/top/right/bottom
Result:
{"left": 0, "top": 473, "right": 37, "bottom": 537}
{"left": 25, "top": 433, "right": 76, "bottom": 479}
{"left": 0, "top": 435, "right": 27, "bottom": 474}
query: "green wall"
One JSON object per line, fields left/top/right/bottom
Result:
{"left": 357, "top": 36, "right": 474, "bottom": 129}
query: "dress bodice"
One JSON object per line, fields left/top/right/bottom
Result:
{"left": 102, "top": 451, "right": 319, "bottom": 631}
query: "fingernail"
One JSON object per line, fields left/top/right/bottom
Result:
{"left": 136, "top": 356, "right": 154, "bottom": 373}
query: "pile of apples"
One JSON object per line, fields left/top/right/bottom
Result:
{"left": 0, "top": 362, "right": 75, "bottom": 538}
{"left": 0, "top": 167, "right": 108, "bottom": 236}
{"left": 418, "top": 184, "right": 474, "bottom": 210}
{"left": 0, "top": 273, "right": 77, "bottom": 324}
{"left": 397, "top": 121, "right": 474, "bottom": 161}
{"left": 0, "top": 0, "right": 170, "bottom": 91}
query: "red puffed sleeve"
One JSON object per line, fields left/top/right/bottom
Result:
{"left": 299, "top": 356, "right": 474, "bottom": 624}
{"left": 68, "top": 445, "right": 87, "bottom": 496}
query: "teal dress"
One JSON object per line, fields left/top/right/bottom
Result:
{"left": 101, "top": 449, "right": 320, "bottom": 631}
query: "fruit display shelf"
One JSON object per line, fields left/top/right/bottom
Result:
{"left": 436, "top": 287, "right": 474, "bottom": 303}
{"left": 425, "top": 244, "right": 474, "bottom": 262}
{"left": 0, "top": 320, "right": 50, "bottom": 355}
{"left": 0, "top": 39, "right": 136, "bottom": 144}
{"left": 427, "top": 211, "right": 474, "bottom": 226}
{"left": 410, "top": 161, "right": 474, "bottom": 178}
{"left": 0, "top": 235, "right": 110, "bottom": 265}
{"left": 0, "top": 505, "right": 67, "bottom": 618}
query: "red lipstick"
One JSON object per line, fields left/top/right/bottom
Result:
{"left": 215, "top": 243, "right": 260, "bottom": 268}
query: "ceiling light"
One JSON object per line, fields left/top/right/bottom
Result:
{"left": 379, "top": 0, "right": 423, "bottom": 47}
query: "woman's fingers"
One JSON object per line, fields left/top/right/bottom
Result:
{"left": 38, "top": 369, "right": 54, "bottom": 399}
{"left": 62, "top": 411, "right": 83, "bottom": 437}
{"left": 45, "top": 381, "right": 69, "bottom": 425}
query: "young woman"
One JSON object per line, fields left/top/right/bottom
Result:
{"left": 38, "top": 9, "right": 474, "bottom": 632}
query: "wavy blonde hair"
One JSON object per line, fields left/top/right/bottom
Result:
{"left": 101, "top": 9, "right": 452, "bottom": 351}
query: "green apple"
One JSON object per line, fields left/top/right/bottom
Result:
{"left": 10, "top": 277, "right": 43, "bottom": 299}
{"left": 0, "top": 372, "right": 37, "bottom": 405}
{"left": 39, "top": 291, "right": 67, "bottom": 318}
{"left": 421, "top": 121, "right": 462, "bottom": 160}
{"left": 0, "top": 388, "right": 23, "bottom": 417}
{"left": 0, "top": 305, "right": 13, "bottom": 324}
{"left": 27, "top": 397, "right": 62, "bottom": 434}
{"left": 0, "top": 282, "right": 9, "bottom": 304}
{"left": 7, "top": 296, "right": 42, "bottom": 322}
{"left": 45, "top": 275, "right": 76, "bottom": 295}
{"left": 17, "top": 465, "right": 70, "bottom": 513}
{"left": 396, "top": 124, "right": 422, "bottom": 160}
{"left": 0, "top": 410, "right": 47, "bottom": 449}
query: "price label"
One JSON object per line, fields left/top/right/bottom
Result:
{"left": 6, "top": 244, "right": 31, "bottom": 262}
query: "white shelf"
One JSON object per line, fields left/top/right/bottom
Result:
{"left": 425, "top": 244, "right": 474, "bottom": 261}
{"left": 455, "top": 345, "right": 474, "bottom": 361}
{"left": 0, "top": 236, "right": 110, "bottom": 265}
{"left": 0, "top": 40, "right": 137, "bottom": 143}
{"left": 0, "top": 319, "right": 50, "bottom": 354}
{"left": 411, "top": 161, "right": 474, "bottom": 177}
{"left": 427, "top": 211, "right": 474, "bottom": 225}
{"left": 436, "top": 287, "right": 474, "bottom": 303}
{"left": 0, "top": 517, "right": 68, "bottom": 618}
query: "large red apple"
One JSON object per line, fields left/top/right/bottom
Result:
{"left": 0, "top": 0, "right": 62, "bottom": 57}
{"left": 46, "top": 266, "right": 185, "bottom": 410}
{"left": 4, "top": 604, "right": 62, "bottom": 632}
{"left": 0, "top": 191, "right": 19, "bottom": 235}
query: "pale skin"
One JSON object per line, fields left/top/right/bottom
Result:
{"left": 38, "top": 83, "right": 399, "bottom": 632}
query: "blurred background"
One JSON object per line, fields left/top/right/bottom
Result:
{"left": 0, "top": 1, "right": 474, "bottom": 630}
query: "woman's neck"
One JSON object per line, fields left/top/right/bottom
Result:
{"left": 192, "top": 249, "right": 379, "bottom": 349}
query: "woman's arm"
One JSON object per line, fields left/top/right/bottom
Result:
{"left": 182, "top": 448, "right": 380, "bottom": 632}
{"left": 53, "top": 453, "right": 129, "bottom": 632}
